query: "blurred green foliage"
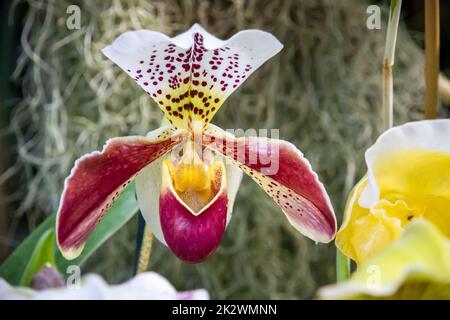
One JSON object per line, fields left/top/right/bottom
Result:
{"left": 0, "top": 182, "right": 138, "bottom": 286}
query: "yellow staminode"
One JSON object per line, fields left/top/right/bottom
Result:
{"left": 164, "top": 138, "right": 225, "bottom": 214}
{"left": 171, "top": 162, "right": 211, "bottom": 193}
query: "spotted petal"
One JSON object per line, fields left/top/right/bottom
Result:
{"left": 202, "top": 125, "right": 336, "bottom": 243}
{"left": 56, "top": 126, "right": 185, "bottom": 260}
{"left": 102, "top": 24, "right": 282, "bottom": 129}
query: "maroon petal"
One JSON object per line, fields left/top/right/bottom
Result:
{"left": 202, "top": 132, "right": 336, "bottom": 243}
{"left": 56, "top": 131, "right": 185, "bottom": 259}
{"left": 159, "top": 161, "right": 228, "bottom": 263}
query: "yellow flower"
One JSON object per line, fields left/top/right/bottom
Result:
{"left": 336, "top": 120, "right": 450, "bottom": 265}
{"left": 320, "top": 219, "right": 450, "bottom": 299}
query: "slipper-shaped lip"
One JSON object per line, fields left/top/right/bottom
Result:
{"left": 135, "top": 128, "right": 243, "bottom": 247}
{"left": 159, "top": 160, "right": 228, "bottom": 263}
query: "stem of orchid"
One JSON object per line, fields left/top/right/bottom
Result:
{"left": 382, "top": 0, "right": 402, "bottom": 130}
{"left": 334, "top": 0, "right": 403, "bottom": 282}
{"left": 137, "top": 227, "right": 154, "bottom": 273}
{"left": 424, "top": 0, "right": 440, "bottom": 119}
{"left": 336, "top": 247, "right": 351, "bottom": 282}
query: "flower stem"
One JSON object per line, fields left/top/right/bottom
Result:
{"left": 336, "top": 247, "right": 350, "bottom": 282}
{"left": 382, "top": 0, "right": 402, "bottom": 130}
{"left": 424, "top": 0, "right": 440, "bottom": 119}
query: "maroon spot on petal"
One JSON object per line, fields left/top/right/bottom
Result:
{"left": 202, "top": 135, "right": 337, "bottom": 242}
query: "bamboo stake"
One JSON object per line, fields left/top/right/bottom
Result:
{"left": 336, "top": 0, "right": 403, "bottom": 282}
{"left": 424, "top": 0, "right": 440, "bottom": 119}
{"left": 439, "top": 73, "right": 450, "bottom": 105}
{"left": 136, "top": 227, "right": 154, "bottom": 273}
{"left": 382, "top": 0, "right": 402, "bottom": 130}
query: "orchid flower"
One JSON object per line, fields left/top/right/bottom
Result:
{"left": 56, "top": 24, "right": 336, "bottom": 263}
{"left": 336, "top": 120, "right": 450, "bottom": 265}
{"left": 320, "top": 219, "right": 450, "bottom": 299}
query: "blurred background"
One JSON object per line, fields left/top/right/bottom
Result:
{"left": 0, "top": 0, "right": 449, "bottom": 299}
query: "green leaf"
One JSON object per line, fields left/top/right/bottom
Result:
{"left": 0, "top": 181, "right": 139, "bottom": 285}
{"left": 19, "top": 229, "right": 56, "bottom": 286}
{"left": 55, "top": 181, "right": 139, "bottom": 272}
{"left": 0, "top": 214, "right": 55, "bottom": 286}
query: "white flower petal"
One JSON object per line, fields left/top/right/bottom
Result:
{"left": 102, "top": 24, "right": 283, "bottom": 128}
{"left": 0, "top": 272, "right": 209, "bottom": 300}
{"left": 136, "top": 156, "right": 166, "bottom": 245}
{"left": 171, "top": 23, "right": 225, "bottom": 49}
{"left": 224, "top": 158, "right": 243, "bottom": 225}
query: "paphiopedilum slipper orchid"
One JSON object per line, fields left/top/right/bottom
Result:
{"left": 56, "top": 24, "right": 336, "bottom": 263}
{"left": 336, "top": 120, "right": 450, "bottom": 265}
{"left": 320, "top": 219, "right": 450, "bottom": 299}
